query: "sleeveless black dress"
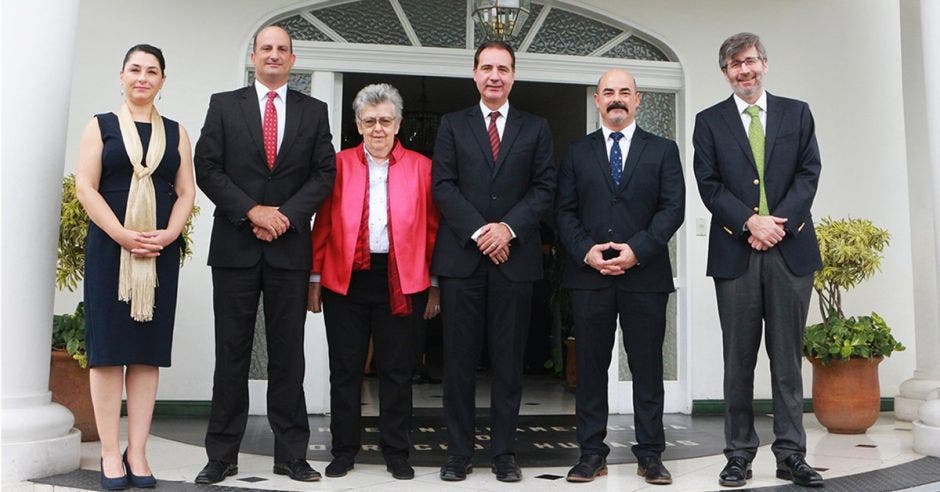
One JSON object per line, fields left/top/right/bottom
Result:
{"left": 83, "top": 112, "right": 181, "bottom": 367}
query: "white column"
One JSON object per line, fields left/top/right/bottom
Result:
{"left": 907, "top": 0, "right": 940, "bottom": 456}
{"left": 1, "top": 1, "right": 82, "bottom": 482}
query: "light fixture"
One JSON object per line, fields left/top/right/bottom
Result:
{"left": 471, "top": 0, "right": 532, "bottom": 42}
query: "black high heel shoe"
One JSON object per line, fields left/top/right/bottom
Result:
{"left": 100, "top": 457, "right": 128, "bottom": 490}
{"left": 123, "top": 449, "right": 157, "bottom": 488}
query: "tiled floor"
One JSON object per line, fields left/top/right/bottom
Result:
{"left": 41, "top": 413, "right": 932, "bottom": 491}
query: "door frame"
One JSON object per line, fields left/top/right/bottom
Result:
{"left": 248, "top": 41, "right": 688, "bottom": 414}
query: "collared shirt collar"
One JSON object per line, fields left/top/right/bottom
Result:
{"left": 254, "top": 79, "right": 287, "bottom": 104}
{"left": 480, "top": 100, "right": 510, "bottom": 119}
{"left": 364, "top": 148, "right": 389, "bottom": 166}
{"left": 733, "top": 90, "right": 767, "bottom": 114}
{"left": 601, "top": 121, "right": 637, "bottom": 142}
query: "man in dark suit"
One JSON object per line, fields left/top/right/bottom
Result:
{"left": 193, "top": 25, "right": 335, "bottom": 484}
{"left": 693, "top": 32, "right": 823, "bottom": 488}
{"left": 432, "top": 41, "right": 556, "bottom": 483}
{"left": 556, "top": 68, "right": 684, "bottom": 485}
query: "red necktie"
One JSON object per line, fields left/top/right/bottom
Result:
{"left": 263, "top": 91, "right": 278, "bottom": 169}
{"left": 488, "top": 111, "right": 500, "bottom": 162}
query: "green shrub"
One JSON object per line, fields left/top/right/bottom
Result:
{"left": 803, "top": 218, "right": 904, "bottom": 365}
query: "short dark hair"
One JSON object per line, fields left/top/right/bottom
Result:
{"left": 253, "top": 25, "right": 293, "bottom": 53}
{"left": 474, "top": 41, "right": 515, "bottom": 70}
{"left": 718, "top": 32, "right": 766, "bottom": 69}
{"left": 122, "top": 44, "right": 165, "bottom": 74}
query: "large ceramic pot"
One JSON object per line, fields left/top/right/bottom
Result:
{"left": 49, "top": 349, "right": 99, "bottom": 441}
{"left": 810, "top": 356, "right": 882, "bottom": 434}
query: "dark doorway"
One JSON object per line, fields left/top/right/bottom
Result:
{"left": 340, "top": 72, "right": 585, "bottom": 412}
{"left": 340, "top": 73, "right": 588, "bottom": 163}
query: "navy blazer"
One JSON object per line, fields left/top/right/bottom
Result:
{"left": 431, "top": 105, "right": 556, "bottom": 282}
{"left": 194, "top": 86, "right": 336, "bottom": 271}
{"left": 693, "top": 92, "right": 822, "bottom": 279}
{"left": 555, "top": 126, "right": 684, "bottom": 292}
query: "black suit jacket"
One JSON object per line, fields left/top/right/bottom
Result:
{"left": 693, "top": 92, "right": 822, "bottom": 279}
{"left": 194, "top": 86, "right": 336, "bottom": 271}
{"left": 431, "top": 105, "right": 556, "bottom": 282}
{"left": 556, "top": 126, "right": 684, "bottom": 292}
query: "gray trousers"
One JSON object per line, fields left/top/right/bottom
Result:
{"left": 715, "top": 248, "right": 813, "bottom": 462}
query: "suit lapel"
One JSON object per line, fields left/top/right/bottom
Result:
{"left": 718, "top": 96, "right": 757, "bottom": 169}
{"left": 763, "top": 92, "right": 783, "bottom": 168}
{"left": 274, "top": 90, "right": 302, "bottom": 172}
{"left": 493, "top": 108, "right": 522, "bottom": 176}
{"left": 237, "top": 87, "right": 267, "bottom": 169}
{"left": 465, "top": 106, "right": 496, "bottom": 169}
{"left": 589, "top": 130, "right": 617, "bottom": 193}
{"left": 619, "top": 127, "right": 648, "bottom": 191}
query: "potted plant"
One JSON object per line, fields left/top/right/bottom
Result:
{"left": 53, "top": 174, "right": 198, "bottom": 441}
{"left": 803, "top": 217, "right": 905, "bottom": 434}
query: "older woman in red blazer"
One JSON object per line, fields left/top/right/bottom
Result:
{"left": 308, "top": 83, "right": 439, "bottom": 481}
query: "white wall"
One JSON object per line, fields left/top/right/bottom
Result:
{"left": 59, "top": 0, "right": 917, "bottom": 405}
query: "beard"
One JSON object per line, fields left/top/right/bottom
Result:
{"left": 733, "top": 73, "right": 763, "bottom": 100}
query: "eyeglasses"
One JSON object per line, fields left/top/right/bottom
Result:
{"left": 723, "top": 56, "right": 765, "bottom": 72}
{"left": 359, "top": 117, "right": 397, "bottom": 128}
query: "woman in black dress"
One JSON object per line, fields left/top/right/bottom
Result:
{"left": 75, "top": 44, "right": 194, "bottom": 490}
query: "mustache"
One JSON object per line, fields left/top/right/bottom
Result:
{"left": 606, "top": 102, "right": 628, "bottom": 112}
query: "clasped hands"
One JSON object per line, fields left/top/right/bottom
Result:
{"left": 118, "top": 228, "right": 176, "bottom": 258}
{"left": 586, "top": 242, "right": 637, "bottom": 275}
{"left": 746, "top": 214, "right": 788, "bottom": 251}
{"left": 249, "top": 205, "right": 290, "bottom": 242}
{"left": 476, "top": 222, "right": 513, "bottom": 264}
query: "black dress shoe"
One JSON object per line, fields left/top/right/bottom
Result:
{"left": 194, "top": 460, "right": 237, "bottom": 484}
{"left": 776, "top": 454, "right": 823, "bottom": 487}
{"left": 566, "top": 454, "right": 607, "bottom": 482}
{"left": 637, "top": 456, "right": 672, "bottom": 485}
{"left": 719, "top": 456, "right": 752, "bottom": 487}
{"left": 492, "top": 454, "right": 522, "bottom": 482}
{"left": 439, "top": 455, "right": 473, "bottom": 481}
{"left": 325, "top": 455, "right": 354, "bottom": 478}
{"left": 273, "top": 459, "right": 321, "bottom": 482}
{"left": 386, "top": 456, "right": 415, "bottom": 480}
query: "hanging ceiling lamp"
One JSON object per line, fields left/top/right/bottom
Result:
{"left": 470, "top": 0, "right": 532, "bottom": 42}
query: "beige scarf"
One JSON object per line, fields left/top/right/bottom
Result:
{"left": 116, "top": 102, "right": 166, "bottom": 322}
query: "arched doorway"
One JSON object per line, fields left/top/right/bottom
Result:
{"left": 246, "top": 0, "right": 689, "bottom": 415}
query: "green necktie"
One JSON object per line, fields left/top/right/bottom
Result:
{"left": 745, "top": 105, "right": 769, "bottom": 215}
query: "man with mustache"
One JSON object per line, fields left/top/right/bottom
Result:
{"left": 432, "top": 41, "right": 556, "bottom": 482}
{"left": 556, "top": 68, "right": 684, "bottom": 484}
{"left": 693, "top": 33, "right": 823, "bottom": 488}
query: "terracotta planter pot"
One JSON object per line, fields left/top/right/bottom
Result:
{"left": 565, "top": 337, "right": 577, "bottom": 390}
{"left": 49, "top": 349, "right": 99, "bottom": 442}
{"left": 810, "top": 356, "right": 882, "bottom": 434}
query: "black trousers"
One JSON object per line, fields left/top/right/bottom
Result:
{"left": 715, "top": 248, "right": 813, "bottom": 462}
{"left": 570, "top": 288, "right": 668, "bottom": 460}
{"left": 322, "top": 254, "right": 426, "bottom": 460}
{"left": 440, "top": 260, "right": 532, "bottom": 458}
{"left": 205, "top": 263, "right": 310, "bottom": 464}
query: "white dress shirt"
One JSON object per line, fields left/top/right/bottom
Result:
{"left": 479, "top": 100, "right": 510, "bottom": 139}
{"left": 601, "top": 121, "right": 637, "bottom": 169}
{"left": 254, "top": 80, "right": 287, "bottom": 151}
{"left": 365, "top": 150, "right": 390, "bottom": 253}
{"left": 733, "top": 90, "right": 768, "bottom": 133}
